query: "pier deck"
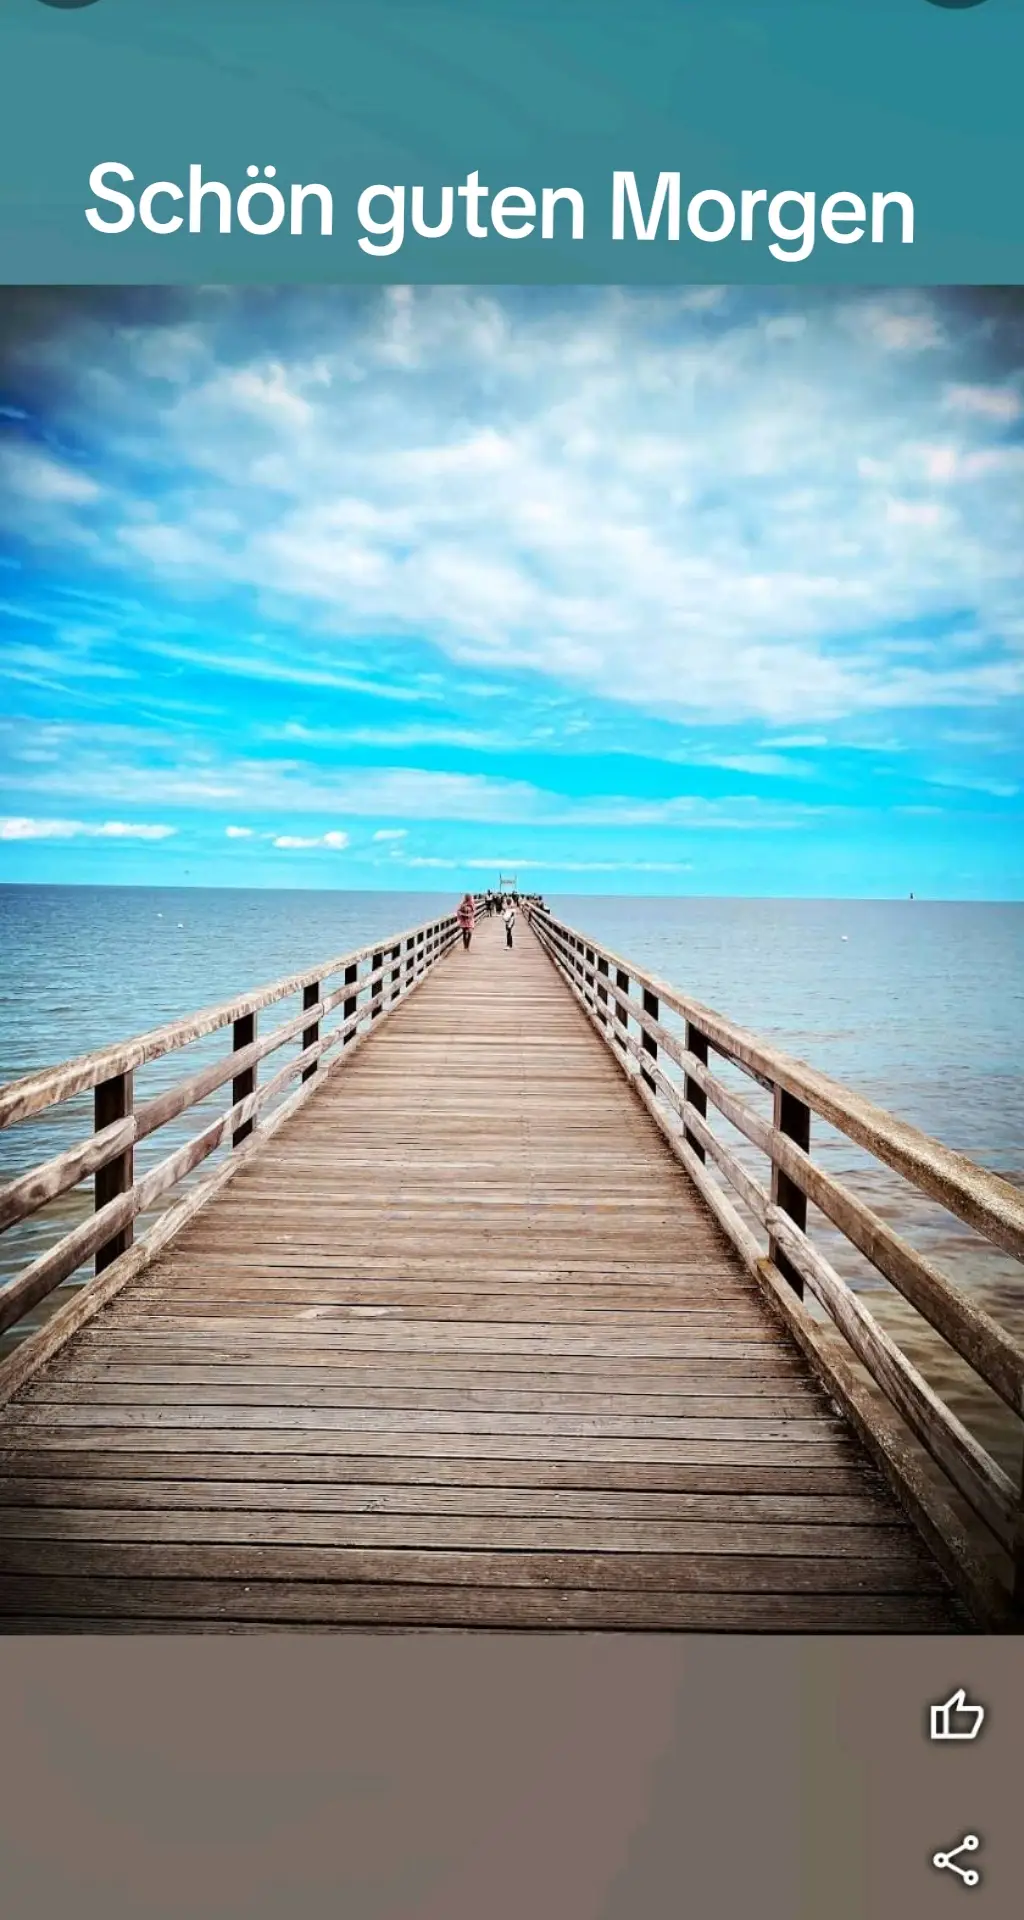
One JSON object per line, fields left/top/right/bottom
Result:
{"left": 0, "top": 914, "right": 969, "bottom": 1631}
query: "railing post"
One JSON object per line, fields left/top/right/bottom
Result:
{"left": 343, "top": 961, "right": 358, "bottom": 1044}
{"left": 641, "top": 989, "right": 658, "bottom": 1093}
{"left": 596, "top": 954, "right": 609, "bottom": 1026}
{"left": 390, "top": 942, "right": 402, "bottom": 1002}
{"left": 769, "top": 1085, "right": 811, "bottom": 1296}
{"left": 406, "top": 934, "right": 415, "bottom": 985}
{"left": 301, "top": 982, "right": 319, "bottom": 1083}
{"left": 94, "top": 1069, "right": 134, "bottom": 1270}
{"left": 684, "top": 1022, "right": 709, "bottom": 1160}
{"left": 231, "top": 1013, "right": 256, "bottom": 1145}
{"left": 371, "top": 950, "right": 383, "bottom": 1019}
{"left": 614, "top": 968, "right": 629, "bottom": 1051}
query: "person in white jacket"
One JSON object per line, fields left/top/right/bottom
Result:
{"left": 503, "top": 902, "right": 516, "bottom": 949}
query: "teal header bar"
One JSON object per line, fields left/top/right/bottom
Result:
{"left": 1, "top": 0, "right": 1021, "bottom": 283}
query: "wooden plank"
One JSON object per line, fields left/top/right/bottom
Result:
{"left": 534, "top": 911, "right": 1018, "bottom": 1624}
{"left": 0, "top": 1429, "right": 861, "bottom": 1464}
{"left": 678, "top": 1037, "right": 1024, "bottom": 1413}
{"left": 0, "top": 1541, "right": 943, "bottom": 1592}
{"left": 0, "top": 1580, "right": 960, "bottom": 1631}
{"left": 21, "top": 1382, "right": 824, "bottom": 1417}
{"left": 37, "top": 1344, "right": 806, "bottom": 1374}
{"left": 64, "top": 1319, "right": 784, "bottom": 1353}
{"left": 3, "top": 1404, "right": 845, "bottom": 1441}
{"left": 118, "top": 1305, "right": 790, "bottom": 1328}
{"left": 0, "top": 913, "right": 963, "bottom": 1632}
{"left": 765, "top": 1206, "right": 1018, "bottom": 1550}
{"left": 0, "top": 1509, "right": 924, "bottom": 1560}
{"left": 665, "top": 1092, "right": 1020, "bottom": 1548}
{"left": 0, "top": 1480, "right": 899, "bottom": 1524}
{"left": 0, "top": 1450, "right": 884, "bottom": 1494}
{"left": 0, "top": 1115, "right": 135, "bottom": 1236}
{"left": 46, "top": 1333, "right": 795, "bottom": 1362}
{"left": 0, "top": 950, "right": 450, "bottom": 1407}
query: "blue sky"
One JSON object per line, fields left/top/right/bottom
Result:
{"left": 0, "top": 285, "right": 1021, "bottom": 898}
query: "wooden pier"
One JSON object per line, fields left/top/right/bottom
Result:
{"left": 1, "top": 903, "right": 1022, "bottom": 1632}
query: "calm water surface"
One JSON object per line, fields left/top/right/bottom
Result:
{"left": 2, "top": 886, "right": 1022, "bottom": 1482}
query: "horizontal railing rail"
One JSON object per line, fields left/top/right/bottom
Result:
{"left": 0, "top": 912, "right": 458, "bottom": 1384}
{"left": 526, "top": 903, "right": 1024, "bottom": 1627}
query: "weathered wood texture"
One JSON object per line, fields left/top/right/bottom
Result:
{"left": 529, "top": 907, "right": 1024, "bottom": 1625}
{"left": 0, "top": 917, "right": 457, "bottom": 1347}
{"left": 0, "top": 916, "right": 963, "bottom": 1632}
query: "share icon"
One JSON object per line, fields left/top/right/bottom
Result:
{"left": 932, "top": 1833, "right": 982, "bottom": 1889}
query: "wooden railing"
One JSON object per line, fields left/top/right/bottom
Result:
{"left": 527, "top": 904, "right": 1024, "bottom": 1627}
{"left": 0, "top": 912, "right": 459, "bottom": 1398}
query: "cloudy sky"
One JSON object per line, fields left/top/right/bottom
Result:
{"left": 0, "top": 284, "right": 1021, "bottom": 897}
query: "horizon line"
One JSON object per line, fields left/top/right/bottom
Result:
{"left": 0, "top": 880, "right": 1020, "bottom": 907}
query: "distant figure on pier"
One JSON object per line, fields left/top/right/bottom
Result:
{"left": 503, "top": 901, "right": 516, "bottom": 949}
{"left": 456, "top": 894, "right": 476, "bottom": 950}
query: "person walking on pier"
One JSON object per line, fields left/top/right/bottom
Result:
{"left": 503, "top": 900, "right": 516, "bottom": 949}
{"left": 457, "top": 893, "right": 476, "bottom": 951}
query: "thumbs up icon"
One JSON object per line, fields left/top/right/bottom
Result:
{"left": 929, "top": 1689, "right": 985, "bottom": 1742}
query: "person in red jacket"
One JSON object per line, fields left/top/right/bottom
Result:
{"left": 456, "top": 893, "right": 476, "bottom": 950}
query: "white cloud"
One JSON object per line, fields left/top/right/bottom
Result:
{"left": 225, "top": 824, "right": 253, "bottom": 838}
{"left": 922, "top": 446, "right": 959, "bottom": 483}
{"left": 93, "top": 819, "right": 176, "bottom": 839}
{"left": 16, "top": 751, "right": 790, "bottom": 829}
{"left": 706, "top": 753, "right": 809, "bottom": 779}
{"left": 0, "top": 815, "right": 175, "bottom": 841}
{"left": 271, "top": 829, "right": 350, "bottom": 851}
{"left": 765, "top": 734, "right": 829, "bottom": 749}
{"left": 134, "top": 639, "right": 438, "bottom": 703}
{"left": 926, "top": 773, "right": 1019, "bottom": 800}
{"left": 2, "top": 288, "right": 1021, "bottom": 738}
{"left": 944, "top": 383, "right": 1022, "bottom": 422}
{"left": 885, "top": 498, "right": 948, "bottom": 531}
{"left": 856, "top": 301, "right": 944, "bottom": 353}
{"left": 0, "top": 445, "right": 101, "bottom": 506}
{"left": 402, "top": 854, "right": 695, "bottom": 874}
{"left": 372, "top": 828, "right": 408, "bottom": 841}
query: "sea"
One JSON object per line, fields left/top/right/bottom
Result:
{"left": 1, "top": 885, "right": 1022, "bottom": 1482}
